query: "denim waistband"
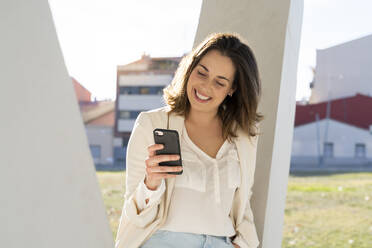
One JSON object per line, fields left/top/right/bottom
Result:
{"left": 155, "top": 229, "right": 232, "bottom": 243}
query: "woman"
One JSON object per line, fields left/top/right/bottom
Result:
{"left": 115, "top": 32, "right": 264, "bottom": 248}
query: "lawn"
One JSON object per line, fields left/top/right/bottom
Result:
{"left": 96, "top": 171, "right": 372, "bottom": 247}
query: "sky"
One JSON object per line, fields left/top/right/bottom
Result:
{"left": 48, "top": 0, "right": 372, "bottom": 102}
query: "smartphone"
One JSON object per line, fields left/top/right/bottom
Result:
{"left": 153, "top": 128, "right": 183, "bottom": 175}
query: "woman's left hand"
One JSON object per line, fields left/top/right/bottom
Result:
{"left": 232, "top": 242, "right": 240, "bottom": 248}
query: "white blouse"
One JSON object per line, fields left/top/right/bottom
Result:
{"left": 134, "top": 124, "right": 241, "bottom": 237}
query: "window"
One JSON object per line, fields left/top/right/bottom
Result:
{"left": 323, "top": 142, "right": 333, "bottom": 158}
{"left": 355, "top": 143, "right": 366, "bottom": 158}
{"left": 119, "top": 87, "right": 128, "bottom": 94}
{"left": 119, "top": 86, "right": 164, "bottom": 95}
{"left": 114, "top": 147, "right": 125, "bottom": 163}
{"left": 140, "top": 87, "right": 150, "bottom": 94}
{"left": 157, "top": 87, "right": 163, "bottom": 95}
{"left": 119, "top": 111, "right": 130, "bottom": 119}
{"left": 90, "top": 145, "right": 101, "bottom": 159}
{"left": 119, "top": 86, "right": 140, "bottom": 94}
{"left": 130, "top": 111, "right": 141, "bottom": 119}
{"left": 131, "top": 86, "right": 140, "bottom": 94}
{"left": 123, "top": 137, "right": 130, "bottom": 147}
{"left": 157, "top": 86, "right": 164, "bottom": 94}
{"left": 119, "top": 110, "right": 141, "bottom": 120}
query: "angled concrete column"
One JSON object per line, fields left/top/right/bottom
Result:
{"left": 194, "top": 0, "right": 303, "bottom": 247}
{"left": 0, "top": 1, "right": 113, "bottom": 247}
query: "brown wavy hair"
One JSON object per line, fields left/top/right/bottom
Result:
{"left": 163, "top": 32, "right": 264, "bottom": 142}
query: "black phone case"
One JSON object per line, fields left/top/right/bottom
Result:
{"left": 153, "top": 128, "right": 183, "bottom": 175}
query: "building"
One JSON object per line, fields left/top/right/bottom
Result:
{"left": 292, "top": 33, "right": 372, "bottom": 172}
{"left": 114, "top": 53, "right": 183, "bottom": 168}
{"left": 80, "top": 100, "right": 118, "bottom": 170}
{"left": 72, "top": 76, "right": 92, "bottom": 102}
{"left": 291, "top": 93, "right": 372, "bottom": 171}
{"left": 72, "top": 77, "right": 122, "bottom": 170}
{"left": 309, "top": 33, "right": 372, "bottom": 104}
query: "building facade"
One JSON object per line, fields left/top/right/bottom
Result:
{"left": 294, "top": 33, "right": 372, "bottom": 172}
{"left": 291, "top": 94, "right": 372, "bottom": 172}
{"left": 72, "top": 77, "right": 122, "bottom": 170}
{"left": 114, "top": 53, "right": 183, "bottom": 169}
{"left": 309, "top": 34, "right": 372, "bottom": 104}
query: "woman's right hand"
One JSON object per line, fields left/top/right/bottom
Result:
{"left": 144, "top": 143, "right": 183, "bottom": 190}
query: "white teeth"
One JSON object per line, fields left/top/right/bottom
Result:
{"left": 195, "top": 89, "right": 211, "bottom": 100}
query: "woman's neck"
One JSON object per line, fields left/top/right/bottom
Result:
{"left": 186, "top": 108, "right": 220, "bottom": 128}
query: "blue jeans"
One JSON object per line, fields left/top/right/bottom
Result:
{"left": 140, "top": 229, "right": 235, "bottom": 248}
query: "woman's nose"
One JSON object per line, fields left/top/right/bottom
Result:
{"left": 199, "top": 82, "right": 210, "bottom": 93}
{"left": 200, "top": 78, "right": 213, "bottom": 88}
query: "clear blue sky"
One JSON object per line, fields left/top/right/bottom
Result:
{"left": 48, "top": 0, "right": 372, "bottom": 101}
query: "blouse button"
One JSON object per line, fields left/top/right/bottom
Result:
{"left": 212, "top": 160, "right": 221, "bottom": 203}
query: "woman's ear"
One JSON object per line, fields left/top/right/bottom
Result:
{"left": 229, "top": 87, "right": 236, "bottom": 96}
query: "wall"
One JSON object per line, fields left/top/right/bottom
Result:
{"left": 0, "top": 1, "right": 114, "bottom": 247}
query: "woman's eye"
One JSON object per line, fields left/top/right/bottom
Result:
{"left": 197, "top": 71, "right": 224, "bottom": 86}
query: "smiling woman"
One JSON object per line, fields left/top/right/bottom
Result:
{"left": 115, "top": 32, "right": 264, "bottom": 248}
{"left": 187, "top": 50, "right": 236, "bottom": 110}
{"left": 164, "top": 32, "right": 264, "bottom": 142}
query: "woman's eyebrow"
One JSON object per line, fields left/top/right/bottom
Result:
{"left": 198, "top": 63, "right": 230, "bottom": 82}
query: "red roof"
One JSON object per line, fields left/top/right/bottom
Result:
{"left": 78, "top": 101, "right": 114, "bottom": 126}
{"left": 79, "top": 101, "right": 100, "bottom": 113}
{"left": 71, "top": 77, "right": 91, "bottom": 102}
{"left": 295, "top": 93, "right": 372, "bottom": 130}
{"left": 86, "top": 110, "right": 115, "bottom": 126}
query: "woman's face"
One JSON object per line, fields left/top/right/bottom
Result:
{"left": 186, "top": 49, "right": 236, "bottom": 115}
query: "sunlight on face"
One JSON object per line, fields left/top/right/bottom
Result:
{"left": 187, "top": 49, "right": 236, "bottom": 114}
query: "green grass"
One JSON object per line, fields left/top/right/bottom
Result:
{"left": 283, "top": 172, "right": 372, "bottom": 248}
{"left": 96, "top": 171, "right": 372, "bottom": 247}
{"left": 96, "top": 171, "right": 126, "bottom": 239}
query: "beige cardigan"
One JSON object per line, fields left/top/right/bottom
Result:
{"left": 115, "top": 106, "right": 260, "bottom": 248}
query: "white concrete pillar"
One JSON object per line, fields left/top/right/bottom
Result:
{"left": 194, "top": 0, "right": 303, "bottom": 247}
{"left": 0, "top": 1, "right": 114, "bottom": 247}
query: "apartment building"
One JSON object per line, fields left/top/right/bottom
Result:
{"left": 114, "top": 53, "right": 183, "bottom": 168}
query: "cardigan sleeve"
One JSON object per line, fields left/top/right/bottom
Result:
{"left": 135, "top": 177, "right": 166, "bottom": 211}
{"left": 232, "top": 128, "right": 260, "bottom": 248}
{"left": 231, "top": 189, "right": 260, "bottom": 248}
{"left": 118, "top": 112, "right": 164, "bottom": 229}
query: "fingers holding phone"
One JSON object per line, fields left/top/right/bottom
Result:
{"left": 144, "top": 143, "right": 182, "bottom": 190}
{"left": 153, "top": 129, "right": 183, "bottom": 173}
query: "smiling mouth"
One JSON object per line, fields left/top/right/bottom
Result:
{"left": 194, "top": 88, "right": 212, "bottom": 101}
